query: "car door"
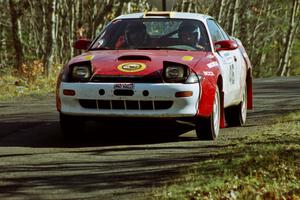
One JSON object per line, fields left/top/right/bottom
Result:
{"left": 206, "top": 19, "right": 241, "bottom": 108}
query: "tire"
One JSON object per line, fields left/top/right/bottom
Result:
{"left": 196, "top": 87, "right": 221, "bottom": 140}
{"left": 225, "top": 85, "right": 247, "bottom": 127}
{"left": 59, "top": 113, "right": 85, "bottom": 140}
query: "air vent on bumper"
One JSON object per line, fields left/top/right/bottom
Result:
{"left": 79, "top": 99, "right": 173, "bottom": 110}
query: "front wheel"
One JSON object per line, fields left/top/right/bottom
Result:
{"left": 196, "top": 87, "right": 221, "bottom": 140}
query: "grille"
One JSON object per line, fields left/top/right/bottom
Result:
{"left": 79, "top": 99, "right": 173, "bottom": 110}
{"left": 91, "top": 75, "right": 162, "bottom": 83}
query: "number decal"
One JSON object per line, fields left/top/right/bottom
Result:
{"left": 229, "top": 64, "right": 235, "bottom": 85}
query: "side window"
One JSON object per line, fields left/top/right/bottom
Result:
{"left": 216, "top": 23, "right": 230, "bottom": 40}
{"left": 207, "top": 19, "right": 227, "bottom": 42}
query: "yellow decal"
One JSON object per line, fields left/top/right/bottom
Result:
{"left": 84, "top": 55, "right": 94, "bottom": 61}
{"left": 182, "top": 56, "right": 194, "bottom": 61}
{"left": 117, "top": 62, "right": 146, "bottom": 73}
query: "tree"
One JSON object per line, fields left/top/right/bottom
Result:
{"left": 277, "top": 0, "right": 300, "bottom": 76}
{"left": 8, "top": 0, "right": 24, "bottom": 72}
{"left": 43, "top": 0, "right": 57, "bottom": 76}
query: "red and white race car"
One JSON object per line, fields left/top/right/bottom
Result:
{"left": 56, "top": 11, "right": 253, "bottom": 140}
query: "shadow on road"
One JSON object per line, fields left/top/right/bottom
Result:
{"left": 0, "top": 119, "right": 197, "bottom": 148}
{"left": 0, "top": 143, "right": 244, "bottom": 200}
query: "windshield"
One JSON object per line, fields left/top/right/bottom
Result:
{"left": 90, "top": 18, "right": 211, "bottom": 51}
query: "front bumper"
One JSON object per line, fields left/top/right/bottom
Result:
{"left": 59, "top": 82, "right": 200, "bottom": 118}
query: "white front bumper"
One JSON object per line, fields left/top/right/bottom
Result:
{"left": 59, "top": 82, "right": 200, "bottom": 118}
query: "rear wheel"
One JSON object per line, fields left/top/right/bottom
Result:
{"left": 196, "top": 87, "right": 221, "bottom": 140}
{"left": 60, "top": 113, "right": 85, "bottom": 140}
{"left": 225, "top": 85, "right": 247, "bottom": 126}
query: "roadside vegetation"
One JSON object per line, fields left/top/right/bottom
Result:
{"left": 0, "top": 60, "right": 60, "bottom": 101}
{"left": 150, "top": 111, "right": 300, "bottom": 200}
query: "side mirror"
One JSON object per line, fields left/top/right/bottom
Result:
{"left": 214, "top": 40, "right": 238, "bottom": 51}
{"left": 73, "top": 39, "right": 91, "bottom": 50}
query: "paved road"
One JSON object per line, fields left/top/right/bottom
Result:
{"left": 0, "top": 77, "right": 299, "bottom": 200}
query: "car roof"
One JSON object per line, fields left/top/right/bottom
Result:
{"left": 114, "top": 11, "right": 212, "bottom": 22}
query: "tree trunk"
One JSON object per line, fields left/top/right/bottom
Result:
{"left": 0, "top": 9, "right": 6, "bottom": 68}
{"left": 115, "top": 1, "right": 126, "bottom": 17}
{"left": 43, "top": 0, "right": 56, "bottom": 76}
{"left": 28, "top": 0, "right": 43, "bottom": 58}
{"left": 92, "top": 0, "right": 114, "bottom": 37}
{"left": 218, "top": 0, "right": 227, "bottom": 23}
{"left": 277, "top": 0, "right": 299, "bottom": 76}
{"left": 225, "top": 1, "right": 235, "bottom": 34}
{"left": 231, "top": 0, "right": 240, "bottom": 37}
{"left": 187, "top": 0, "right": 193, "bottom": 12}
{"left": 69, "top": 0, "right": 75, "bottom": 58}
{"left": 258, "top": 3, "right": 272, "bottom": 76}
{"left": 8, "top": 0, "right": 23, "bottom": 72}
{"left": 248, "top": 0, "right": 266, "bottom": 66}
{"left": 86, "top": 0, "right": 95, "bottom": 39}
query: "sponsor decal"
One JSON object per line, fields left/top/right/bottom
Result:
{"left": 117, "top": 62, "right": 146, "bottom": 73}
{"left": 182, "top": 56, "right": 194, "bottom": 61}
{"left": 229, "top": 64, "right": 235, "bottom": 84}
{"left": 207, "top": 61, "right": 219, "bottom": 68}
{"left": 203, "top": 71, "right": 215, "bottom": 76}
{"left": 84, "top": 55, "right": 94, "bottom": 60}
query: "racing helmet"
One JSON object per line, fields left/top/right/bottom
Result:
{"left": 125, "top": 21, "right": 147, "bottom": 46}
{"left": 178, "top": 22, "right": 201, "bottom": 45}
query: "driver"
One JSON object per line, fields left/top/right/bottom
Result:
{"left": 178, "top": 22, "right": 202, "bottom": 48}
{"left": 124, "top": 21, "right": 148, "bottom": 47}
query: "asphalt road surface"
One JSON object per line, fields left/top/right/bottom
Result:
{"left": 0, "top": 77, "right": 299, "bottom": 200}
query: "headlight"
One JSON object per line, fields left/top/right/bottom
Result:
{"left": 163, "top": 64, "right": 188, "bottom": 83}
{"left": 71, "top": 64, "right": 91, "bottom": 82}
{"left": 165, "top": 66, "right": 185, "bottom": 79}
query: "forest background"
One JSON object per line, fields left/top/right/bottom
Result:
{"left": 0, "top": 0, "right": 299, "bottom": 99}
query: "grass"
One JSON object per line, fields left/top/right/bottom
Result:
{"left": 150, "top": 111, "right": 300, "bottom": 200}
{"left": 0, "top": 74, "right": 56, "bottom": 101}
{"left": 0, "top": 63, "right": 60, "bottom": 101}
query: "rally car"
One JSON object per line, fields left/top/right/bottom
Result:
{"left": 56, "top": 11, "right": 253, "bottom": 140}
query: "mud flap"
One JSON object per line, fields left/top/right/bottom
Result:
{"left": 247, "top": 72, "right": 253, "bottom": 110}
{"left": 220, "top": 90, "right": 227, "bottom": 128}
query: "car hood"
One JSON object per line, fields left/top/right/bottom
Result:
{"left": 69, "top": 50, "right": 209, "bottom": 76}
